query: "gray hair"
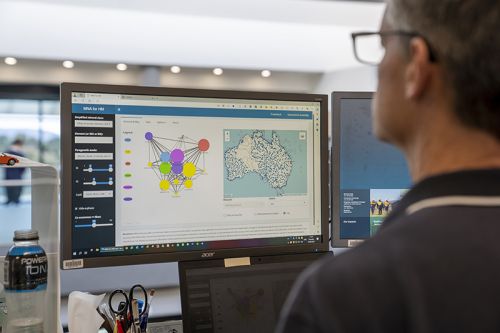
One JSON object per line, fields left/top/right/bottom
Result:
{"left": 386, "top": 0, "right": 500, "bottom": 139}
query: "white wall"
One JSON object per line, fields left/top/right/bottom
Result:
{"left": 0, "top": 0, "right": 385, "bottom": 73}
{"left": 314, "top": 65, "right": 377, "bottom": 95}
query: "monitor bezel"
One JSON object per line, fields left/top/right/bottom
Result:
{"left": 61, "top": 82, "right": 329, "bottom": 269}
{"left": 331, "top": 91, "right": 374, "bottom": 248}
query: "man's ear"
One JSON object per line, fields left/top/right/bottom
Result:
{"left": 404, "top": 38, "right": 432, "bottom": 100}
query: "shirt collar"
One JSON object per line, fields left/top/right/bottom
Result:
{"left": 384, "top": 169, "right": 500, "bottom": 224}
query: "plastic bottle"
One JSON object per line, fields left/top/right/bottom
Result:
{"left": 3, "top": 230, "right": 47, "bottom": 333}
{"left": 0, "top": 283, "right": 7, "bottom": 332}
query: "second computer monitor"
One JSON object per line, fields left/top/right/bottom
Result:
{"left": 331, "top": 92, "right": 411, "bottom": 247}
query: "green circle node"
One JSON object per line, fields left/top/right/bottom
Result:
{"left": 159, "top": 162, "right": 172, "bottom": 174}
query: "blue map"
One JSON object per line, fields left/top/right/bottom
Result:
{"left": 223, "top": 129, "right": 307, "bottom": 198}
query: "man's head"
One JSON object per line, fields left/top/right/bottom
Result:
{"left": 373, "top": 0, "right": 500, "bottom": 148}
{"left": 12, "top": 139, "right": 23, "bottom": 147}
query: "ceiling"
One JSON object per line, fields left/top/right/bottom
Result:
{"left": 0, "top": 0, "right": 385, "bottom": 72}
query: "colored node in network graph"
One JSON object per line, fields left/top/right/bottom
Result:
{"left": 198, "top": 139, "right": 210, "bottom": 152}
{"left": 159, "top": 179, "right": 170, "bottom": 191}
{"left": 183, "top": 162, "right": 196, "bottom": 178}
{"left": 172, "top": 163, "right": 183, "bottom": 175}
{"left": 159, "top": 162, "right": 172, "bottom": 174}
{"left": 160, "top": 152, "right": 171, "bottom": 162}
{"left": 171, "top": 149, "right": 184, "bottom": 163}
{"left": 145, "top": 133, "right": 210, "bottom": 196}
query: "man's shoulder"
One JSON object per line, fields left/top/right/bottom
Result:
{"left": 278, "top": 224, "right": 412, "bottom": 333}
{"left": 312, "top": 215, "right": 428, "bottom": 285}
{"left": 318, "top": 205, "right": 473, "bottom": 283}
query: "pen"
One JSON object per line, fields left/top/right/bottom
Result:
{"left": 131, "top": 299, "right": 140, "bottom": 333}
{"left": 140, "top": 289, "right": 155, "bottom": 332}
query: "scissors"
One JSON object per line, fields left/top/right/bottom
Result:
{"left": 109, "top": 284, "right": 148, "bottom": 333}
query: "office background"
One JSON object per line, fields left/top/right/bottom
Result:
{"left": 0, "top": 0, "right": 382, "bottom": 324}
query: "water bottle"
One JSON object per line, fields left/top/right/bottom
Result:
{"left": 0, "top": 283, "right": 7, "bottom": 332}
{"left": 3, "top": 230, "right": 47, "bottom": 333}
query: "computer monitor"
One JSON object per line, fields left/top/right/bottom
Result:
{"left": 60, "top": 83, "right": 329, "bottom": 269}
{"left": 331, "top": 92, "right": 411, "bottom": 247}
{"left": 179, "top": 252, "right": 330, "bottom": 333}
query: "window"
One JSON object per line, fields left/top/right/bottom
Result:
{"left": 0, "top": 86, "right": 59, "bottom": 247}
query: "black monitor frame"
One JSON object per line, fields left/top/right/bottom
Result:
{"left": 331, "top": 91, "right": 374, "bottom": 248}
{"left": 178, "top": 251, "right": 331, "bottom": 333}
{"left": 61, "top": 82, "right": 329, "bottom": 269}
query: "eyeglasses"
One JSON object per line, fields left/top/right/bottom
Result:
{"left": 351, "top": 31, "right": 437, "bottom": 66}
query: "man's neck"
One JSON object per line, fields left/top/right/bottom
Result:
{"left": 404, "top": 119, "right": 500, "bottom": 183}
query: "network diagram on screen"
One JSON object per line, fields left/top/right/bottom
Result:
{"left": 69, "top": 91, "right": 322, "bottom": 260}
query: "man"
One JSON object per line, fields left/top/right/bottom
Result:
{"left": 4, "top": 139, "right": 26, "bottom": 204}
{"left": 277, "top": 1, "right": 500, "bottom": 332}
{"left": 384, "top": 199, "right": 390, "bottom": 213}
{"left": 370, "top": 199, "right": 377, "bottom": 215}
{"left": 377, "top": 199, "right": 384, "bottom": 215}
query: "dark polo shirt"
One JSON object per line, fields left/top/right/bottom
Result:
{"left": 277, "top": 169, "right": 500, "bottom": 333}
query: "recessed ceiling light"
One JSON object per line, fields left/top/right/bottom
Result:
{"left": 116, "top": 63, "right": 128, "bottom": 71}
{"left": 63, "top": 60, "right": 74, "bottom": 69}
{"left": 261, "top": 70, "right": 271, "bottom": 78}
{"left": 170, "top": 66, "right": 181, "bottom": 74}
{"left": 4, "top": 57, "right": 17, "bottom": 65}
{"left": 213, "top": 68, "right": 223, "bottom": 76}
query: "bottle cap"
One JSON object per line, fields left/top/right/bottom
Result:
{"left": 14, "top": 229, "right": 39, "bottom": 241}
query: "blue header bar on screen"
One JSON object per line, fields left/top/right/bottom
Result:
{"left": 72, "top": 104, "right": 313, "bottom": 120}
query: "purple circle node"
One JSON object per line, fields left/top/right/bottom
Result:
{"left": 171, "top": 149, "right": 184, "bottom": 163}
{"left": 172, "top": 163, "right": 183, "bottom": 175}
{"left": 124, "top": 197, "right": 133, "bottom": 201}
{"left": 145, "top": 132, "right": 153, "bottom": 141}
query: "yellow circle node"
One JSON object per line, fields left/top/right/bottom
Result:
{"left": 185, "top": 179, "right": 193, "bottom": 189}
{"left": 183, "top": 162, "right": 196, "bottom": 178}
{"left": 159, "top": 180, "right": 170, "bottom": 191}
{"left": 173, "top": 178, "right": 180, "bottom": 185}
{"left": 148, "top": 162, "right": 153, "bottom": 167}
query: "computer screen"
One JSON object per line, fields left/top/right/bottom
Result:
{"left": 179, "top": 252, "right": 330, "bottom": 333}
{"left": 60, "top": 83, "right": 329, "bottom": 269}
{"left": 331, "top": 92, "right": 411, "bottom": 247}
